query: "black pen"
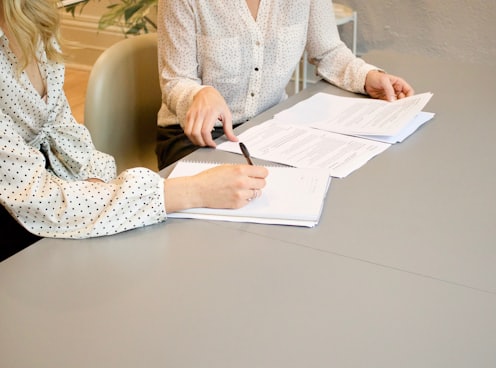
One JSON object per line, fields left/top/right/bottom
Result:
{"left": 239, "top": 142, "right": 254, "bottom": 165}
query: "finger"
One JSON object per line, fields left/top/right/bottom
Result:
{"left": 403, "top": 83, "right": 415, "bottom": 97}
{"left": 246, "top": 176, "right": 267, "bottom": 191}
{"left": 392, "top": 78, "right": 414, "bottom": 98}
{"left": 383, "top": 76, "right": 397, "bottom": 102}
{"left": 252, "top": 188, "right": 261, "bottom": 199}
{"left": 201, "top": 123, "right": 217, "bottom": 148}
{"left": 243, "top": 165, "right": 269, "bottom": 180}
{"left": 246, "top": 188, "right": 262, "bottom": 202}
{"left": 221, "top": 113, "right": 238, "bottom": 142}
{"left": 184, "top": 110, "right": 205, "bottom": 146}
{"left": 200, "top": 112, "right": 220, "bottom": 147}
{"left": 189, "top": 116, "right": 207, "bottom": 146}
{"left": 190, "top": 111, "right": 218, "bottom": 147}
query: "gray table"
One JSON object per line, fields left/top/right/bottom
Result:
{"left": 1, "top": 51, "right": 495, "bottom": 368}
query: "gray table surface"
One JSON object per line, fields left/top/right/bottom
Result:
{"left": 1, "top": 51, "right": 495, "bottom": 368}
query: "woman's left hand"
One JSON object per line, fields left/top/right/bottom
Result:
{"left": 365, "top": 70, "right": 415, "bottom": 101}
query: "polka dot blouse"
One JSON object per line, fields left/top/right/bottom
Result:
{"left": 0, "top": 29, "right": 167, "bottom": 239}
{"left": 157, "top": 0, "right": 379, "bottom": 128}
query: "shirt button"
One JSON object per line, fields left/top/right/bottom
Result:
{"left": 250, "top": 92, "right": 255, "bottom": 97}
{"left": 254, "top": 67, "right": 259, "bottom": 71}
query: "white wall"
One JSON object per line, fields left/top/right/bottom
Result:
{"left": 338, "top": 0, "right": 496, "bottom": 66}
{"left": 59, "top": 2, "right": 129, "bottom": 69}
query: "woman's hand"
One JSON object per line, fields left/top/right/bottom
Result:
{"left": 184, "top": 86, "right": 238, "bottom": 147}
{"left": 164, "top": 164, "right": 269, "bottom": 213}
{"left": 365, "top": 70, "right": 415, "bottom": 101}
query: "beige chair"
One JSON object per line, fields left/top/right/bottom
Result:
{"left": 84, "top": 33, "right": 161, "bottom": 173}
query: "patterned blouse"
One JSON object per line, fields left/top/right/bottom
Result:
{"left": 0, "top": 28, "right": 167, "bottom": 239}
{"left": 157, "top": 0, "right": 379, "bottom": 128}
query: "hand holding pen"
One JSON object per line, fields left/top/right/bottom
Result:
{"left": 239, "top": 142, "right": 254, "bottom": 166}
{"left": 239, "top": 142, "right": 265, "bottom": 201}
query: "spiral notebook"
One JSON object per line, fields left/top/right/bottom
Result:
{"left": 167, "top": 161, "right": 331, "bottom": 227}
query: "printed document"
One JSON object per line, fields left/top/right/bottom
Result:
{"left": 217, "top": 121, "right": 390, "bottom": 178}
{"left": 217, "top": 91, "right": 434, "bottom": 177}
{"left": 273, "top": 92, "right": 434, "bottom": 139}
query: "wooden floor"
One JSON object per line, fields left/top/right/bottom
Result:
{"left": 64, "top": 68, "right": 90, "bottom": 124}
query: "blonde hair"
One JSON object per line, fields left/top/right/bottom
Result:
{"left": 2, "top": 0, "right": 63, "bottom": 70}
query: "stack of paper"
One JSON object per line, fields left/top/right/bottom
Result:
{"left": 273, "top": 92, "right": 434, "bottom": 143}
{"left": 218, "top": 92, "right": 434, "bottom": 177}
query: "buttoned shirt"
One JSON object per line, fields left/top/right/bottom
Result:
{"left": 157, "top": 0, "right": 378, "bottom": 128}
{"left": 0, "top": 28, "right": 167, "bottom": 238}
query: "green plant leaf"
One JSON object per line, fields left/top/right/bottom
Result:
{"left": 65, "top": 0, "right": 158, "bottom": 35}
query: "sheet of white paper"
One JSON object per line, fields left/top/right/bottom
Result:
{"left": 355, "top": 111, "right": 436, "bottom": 143}
{"left": 218, "top": 120, "right": 390, "bottom": 178}
{"left": 273, "top": 92, "right": 433, "bottom": 137}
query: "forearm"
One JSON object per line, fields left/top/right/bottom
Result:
{"left": 164, "top": 176, "right": 203, "bottom": 213}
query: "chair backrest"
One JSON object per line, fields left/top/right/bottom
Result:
{"left": 84, "top": 33, "right": 161, "bottom": 172}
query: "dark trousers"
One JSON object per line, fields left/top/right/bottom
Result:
{"left": 156, "top": 124, "right": 226, "bottom": 170}
{"left": 0, "top": 206, "right": 41, "bottom": 262}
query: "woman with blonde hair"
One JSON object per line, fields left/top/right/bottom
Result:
{"left": 0, "top": 0, "right": 267, "bottom": 261}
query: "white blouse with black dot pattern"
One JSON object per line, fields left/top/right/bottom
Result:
{"left": 0, "top": 28, "right": 167, "bottom": 239}
{"left": 157, "top": 0, "right": 379, "bottom": 128}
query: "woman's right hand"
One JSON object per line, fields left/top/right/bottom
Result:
{"left": 184, "top": 86, "right": 238, "bottom": 147}
{"left": 164, "top": 164, "right": 268, "bottom": 213}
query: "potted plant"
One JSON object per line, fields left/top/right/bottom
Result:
{"left": 65, "top": 0, "right": 157, "bottom": 35}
